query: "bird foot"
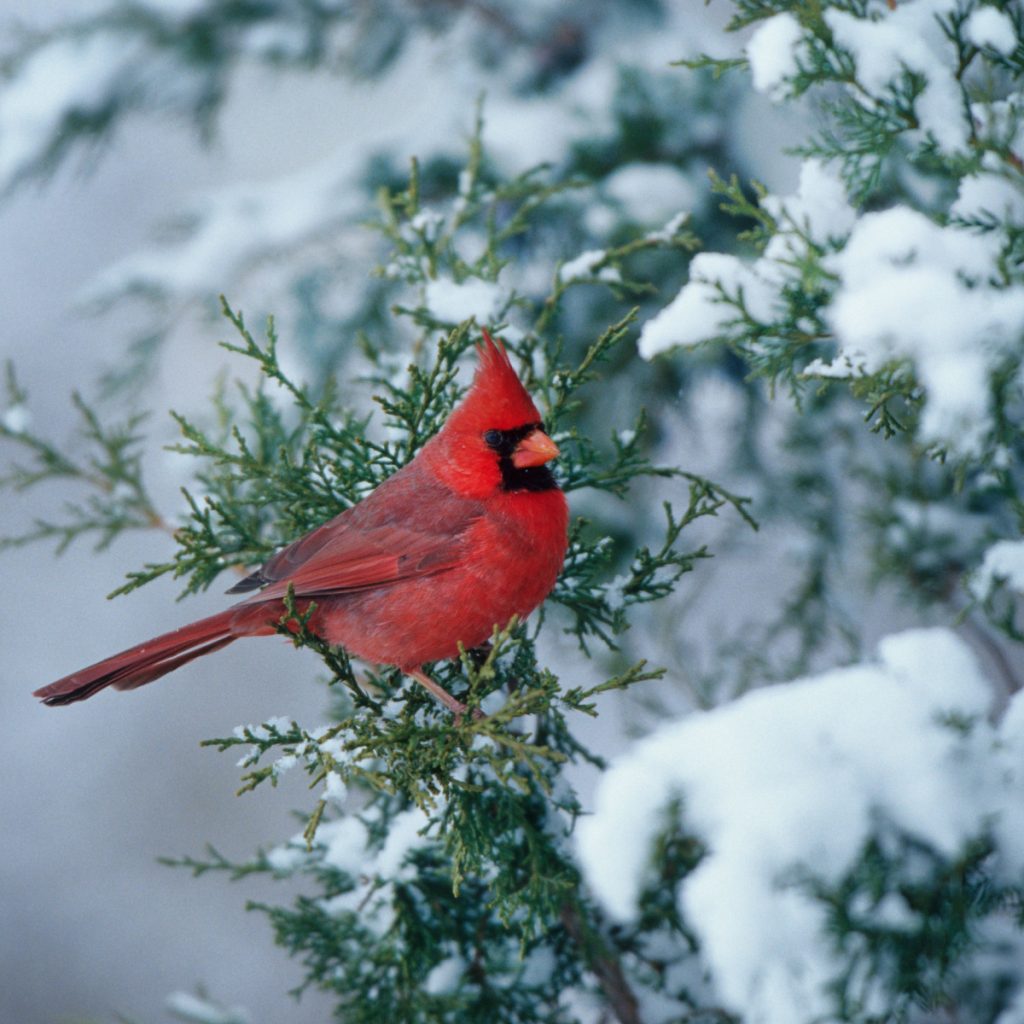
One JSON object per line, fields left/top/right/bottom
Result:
{"left": 454, "top": 706, "right": 487, "bottom": 727}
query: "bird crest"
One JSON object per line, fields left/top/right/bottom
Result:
{"left": 453, "top": 329, "right": 544, "bottom": 433}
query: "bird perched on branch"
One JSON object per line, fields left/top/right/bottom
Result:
{"left": 34, "top": 331, "right": 569, "bottom": 718}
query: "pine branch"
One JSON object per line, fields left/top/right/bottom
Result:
{"left": 0, "top": 368, "right": 167, "bottom": 554}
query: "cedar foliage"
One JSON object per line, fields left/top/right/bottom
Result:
{"left": 5, "top": 1, "right": 1024, "bottom": 1022}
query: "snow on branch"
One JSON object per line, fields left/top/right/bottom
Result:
{"left": 578, "top": 627, "right": 1024, "bottom": 1024}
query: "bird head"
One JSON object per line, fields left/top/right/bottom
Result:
{"left": 425, "top": 330, "right": 561, "bottom": 499}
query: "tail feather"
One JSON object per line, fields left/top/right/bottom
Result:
{"left": 110, "top": 635, "right": 236, "bottom": 692}
{"left": 34, "top": 610, "right": 241, "bottom": 706}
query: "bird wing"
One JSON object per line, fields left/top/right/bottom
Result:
{"left": 230, "top": 469, "right": 483, "bottom": 602}
{"left": 227, "top": 513, "right": 357, "bottom": 594}
{"left": 251, "top": 521, "right": 473, "bottom": 600}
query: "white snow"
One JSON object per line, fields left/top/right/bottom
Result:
{"left": 971, "top": 539, "right": 1024, "bottom": 598}
{"left": 578, "top": 628, "right": 1023, "bottom": 1024}
{"left": 375, "top": 806, "right": 431, "bottom": 878}
{"left": 801, "top": 353, "right": 864, "bottom": 379}
{"left": 323, "top": 770, "right": 348, "bottom": 807}
{"left": 973, "top": 95, "right": 1024, "bottom": 155}
{"left": 480, "top": 24, "right": 699, "bottom": 177}
{"left": 408, "top": 208, "right": 446, "bottom": 243}
{"left": 264, "top": 841, "right": 307, "bottom": 874}
{"left": 746, "top": 13, "right": 805, "bottom": 98}
{"left": 884, "top": 498, "right": 987, "bottom": 567}
{"left": 263, "top": 798, "right": 440, "bottom": 936}
{"left": 826, "top": 0, "right": 969, "bottom": 154}
{"left": 165, "top": 991, "right": 251, "bottom": 1024}
{"left": 645, "top": 211, "right": 691, "bottom": 244}
{"left": 559, "top": 250, "right": 621, "bottom": 285}
{"left": 65, "top": 2, "right": 724, "bottom": 365}
{"left": 0, "top": 34, "right": 141, "bottom": 191}
{"left": 2, "top": 404, "right": 31, "bottom": 433}
{"left": 831, "top": 203, "right": 997, "bottom": 284}
{"left": 642, "top": 111, "right": 1020, "bottom": 457}
{"left": 827, "top": 206, "right": 1024, "bottom": 453}
{"left": 424, "top": 954, "right": 466, "bottom": 995}
{"left": 602, "top": 162, "right": 700, "bottom": 225}
{"left": 519, "top": 945, "right": 558, "bottom": 986}
{"left": 242, "top": 22, "right": 315, "bottom": 62}
{"left": 84, "top": 150, "right": 362, "bottom": 302}
{"left": 966, "top": 6, "right": 1018, "bottom": 55}
{"left": 245, "top": 715, "right": 292, "bottom": 737}
{"left": 143, "top": 0, "right": 211, "bottom": 21}
{"left": 423, "top": 277, "right": 508, "bottom": 325}
{"left": 484, "top": 87, "right": 602, "bottom": 176}
{"left": 319, "top": 815, "right": 372, "bottom": 876}
{"left": 639, "top": 161, "right": 852, "bottom": 359}
{"left": 638, "top": 252, "right": 772, "bottom": 358}
{"left": 762, "top": 158, "right": 856, "bottom": 247}
{"left": 952, "top": 171, "right": 1024, "bottom": 224}
{"left": 269, "top": 753, "right": 297, "bottom": 779}
{"left": 327, "top": 807, "right": 433, "bottom": 932}
{"left": 603, "top": 573, "right": 630, "bottom": 613}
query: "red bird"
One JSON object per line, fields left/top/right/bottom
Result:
{"left": 34, "top": 332, "right": 569, "bottom": 717}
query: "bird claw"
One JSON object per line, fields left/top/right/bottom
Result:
{"left": 452, "top": 705, "right": 487, "bottom": 727}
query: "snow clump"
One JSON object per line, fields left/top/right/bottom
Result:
{"left": 825, "top": 207, "right": 1024, "bottom": 454}
{"left": 746, "top": 13, "right": 805, "bottom": 98}
{"left": 577, "top": 628, "right": 1024, "bottom": 1024}
{"left": 970, "top": 539, "right": 1024, "bottom": 599}
{"left": 965, "top": 6, "right": 1018, "bottom": 55}
{"left": 639, "top": 159, "right": 853, "bottom": 359}
{"left": 423, "top": 277, "right": 508, "bottom": 325}
{"left": 825, "top": 0, "right": 970, "bottom": 153}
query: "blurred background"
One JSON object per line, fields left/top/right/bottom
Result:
{"left": 0, "top": 1, "right": 826, "bottom": 1021}
{"left": 1, "top": 4, "right": 356, "bottom": 1020}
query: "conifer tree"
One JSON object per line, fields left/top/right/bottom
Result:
{"left": 4, "top": 2, "right": 1024, "bottom": 1022}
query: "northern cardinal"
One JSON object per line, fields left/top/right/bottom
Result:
{"left": 33, "top": 332, "right": 568, "bottom": 717}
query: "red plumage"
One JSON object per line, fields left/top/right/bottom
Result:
{"left": 33, "top": 332, "right": 569, "bottom": 716}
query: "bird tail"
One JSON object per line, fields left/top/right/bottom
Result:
{"left": 33, "top": 609, "right": 243, "bottom": 706}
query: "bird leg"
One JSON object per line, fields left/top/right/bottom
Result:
{"left": 406, "top": 667, "right": 483, "bottom": 722}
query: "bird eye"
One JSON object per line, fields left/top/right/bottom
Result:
{"left": 483, "top": 429, "right": 502, "bottom": 448}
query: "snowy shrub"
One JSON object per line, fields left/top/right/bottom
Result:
{"left": 648, "top": 0, "right": 1024, "bottom": 652}
{"left": 3, "top": 0, "right": 1024, "bottom": 1022}
{"left": 580, "top": 628, "right": 1024, "bottom": 1024}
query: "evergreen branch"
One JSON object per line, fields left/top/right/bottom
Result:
{"left": 674, "top": 54, "right": 748, "bottom": 78}
{"left": 0, "top": 371, "right": 167, "bottom": 553}
{"left": 160, "top": 843, "right": 270, "bottom": 881}
{"left": 554, "top": 480, "right": 755, "bottom": 652}
{"left": 562, "top": 659, "right": 666, "bottom": 716}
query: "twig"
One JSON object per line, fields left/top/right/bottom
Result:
{"left": 559, "top": 901, "right": 641, "bottom": 1024}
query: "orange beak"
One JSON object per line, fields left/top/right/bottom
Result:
{"left": 512, "top": 428, "right": 560, "bottom": 468}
